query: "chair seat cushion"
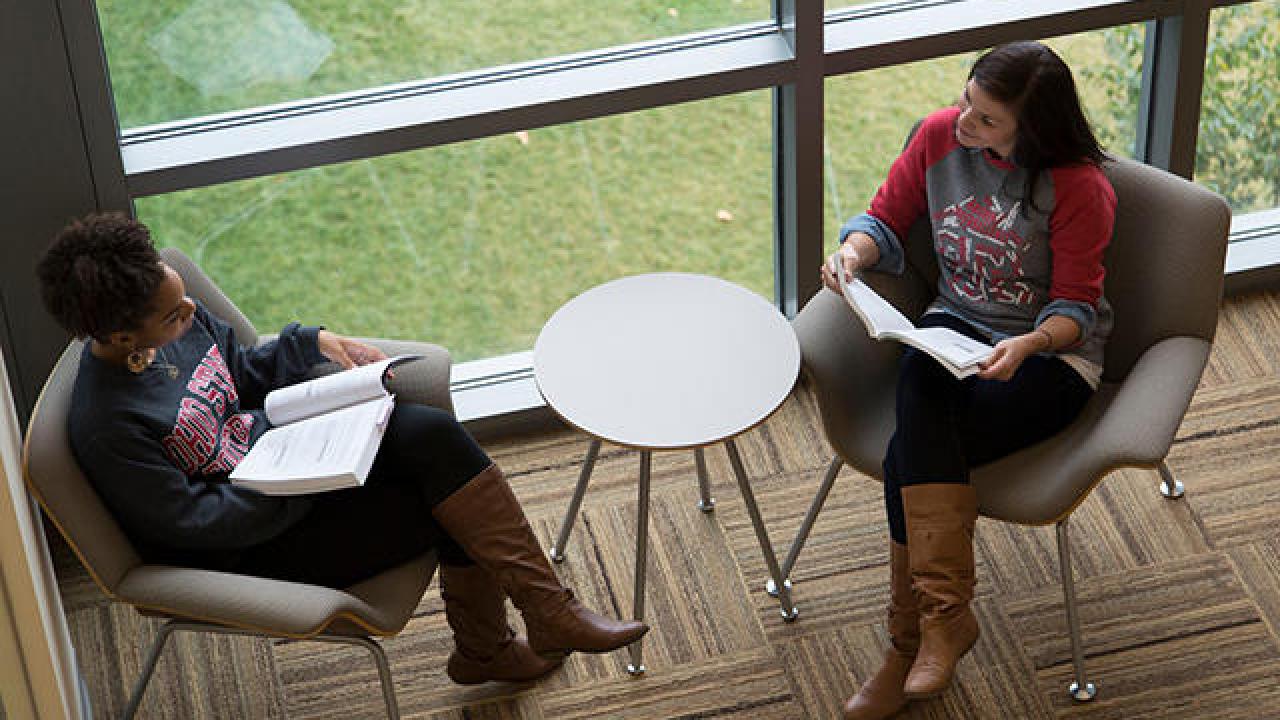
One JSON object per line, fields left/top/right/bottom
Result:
{"left": 818, "top": 328, "right": 1211, "bottom": 525}
{"left": 118, "top": 551, "right": 437, "bottom": 638}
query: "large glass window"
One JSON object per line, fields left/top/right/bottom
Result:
{"left": 98, "top": 0, "right": 770, "bottom": 129}
{"left": 1196, "top": 2, "right": 1280, "bottom": 215}
{"left": 822, "top": 28, "right": 1145, "bottom": 235}
{"left": 136, "top": 92, "right": 773, "bottom": 361}
{"left": 1067, "top": 4, "right": 1280, "bottom": 216}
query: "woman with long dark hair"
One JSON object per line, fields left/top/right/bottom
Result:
{"left": 821, "top": 42, "right": 1115, "bottom": 719}
{"left": 37, "top": 214, "right": 647, "bottom": 688}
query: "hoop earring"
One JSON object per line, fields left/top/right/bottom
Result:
{"left": 126, "top": 348, "right": 149, "bottom": 374}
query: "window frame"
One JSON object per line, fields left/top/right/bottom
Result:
{"left": 61, "top": 0, "right": 1276, "bottom": 421}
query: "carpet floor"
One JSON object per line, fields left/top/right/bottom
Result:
{"left": 52, "top": 289, "right": 1280, "bottom": 719}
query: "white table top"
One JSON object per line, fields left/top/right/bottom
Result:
{"left": 534, "top": 273, "right": 800, "bottom": 449}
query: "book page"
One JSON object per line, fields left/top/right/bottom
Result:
{"left": 231, "top": 395, "right": 393, "bottom": 489}
{"left": 264, "top": 355, "right": 416, "bottom": 426}
{"left": 835, "top": 257, "right": 915, "bottom": 338}
{"left": 840, "top": 277, "right": 917, "bottom": 338}
{"left": 903, "top": 326, "right": 993, "bottom": 368}
{"left": 834, "top": 256, "right": 993, "bottom": 375}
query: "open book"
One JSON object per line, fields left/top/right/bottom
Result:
{"left": 835, "top": 260, "right": 993, "bottom": 379}
{"left": 230, "top": 355, "right": 421, "bottom": 495}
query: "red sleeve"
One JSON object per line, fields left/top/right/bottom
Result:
{"left": 867, "top": 107, "right": 962, "bottom": 241}
{"left": 1047, "top": 164, "right": 1116, "bottom": 306}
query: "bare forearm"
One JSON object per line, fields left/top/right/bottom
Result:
{"left": 1030, "top": 315, "right": 1081, "bottom": 352}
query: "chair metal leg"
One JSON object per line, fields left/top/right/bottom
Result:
{"left": 124, "top": 620, "right": 403, "bottom": 719}
{"left": 725, "top": 438, "right": 798, "bottom": 621}
{"left": 1158, "top": 459, "right": 1184, "bottom": 499}
{"left": 768, "top": 454, "right": 843, "bottom": 597}
{"left": 552, "top": 437, "right": 602, "bottom": 562}
{"left": 123, "top": 619, "right": 182, "bottom": 719}
{"left": 313, "top": 635, "right": 401, "bottom": 720}
{"left": 694, "top": 447, "right": 716, "bottom": 512}
{"left": 1055, "top": 518, "right": 1097, "bottom": 702}
{"left": 627, "top": 450, "right": 652, "bottom": 675}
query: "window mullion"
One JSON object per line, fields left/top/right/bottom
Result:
{"left": 773, "top": 0, "right": 824, "bottom": 318}
{"left": 1135, "top": 1, "right": 1211, "bottom": 178}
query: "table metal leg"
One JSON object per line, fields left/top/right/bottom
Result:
{"left": 694, "top": 447, "right": 715, "bottom": 512}
{"left": 724, "top": 438, "right": 798, "bottom": 621}
{"left": 767, "top": 454, "right": 842, "bottom": 597}
{"left": 551, "top": 438, "right": 601, "bottom": 562}
{"left": 627, "top": 450, "right": 652, "bottom": 675}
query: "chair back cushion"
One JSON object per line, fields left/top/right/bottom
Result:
{"left": 24, "top": 342, "right": 140, "bottom": 593}
{"left": 160, "top": 247, "right": 259, "bottom": 346}
{"left": 1098, "top": 157, "right": 1229, "bottom": 380}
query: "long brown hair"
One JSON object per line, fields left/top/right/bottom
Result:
{"left": 970, "top": 41, "right": 1106, "bottom": 209}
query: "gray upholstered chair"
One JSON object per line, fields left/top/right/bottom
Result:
{"left": 23, "top": 247, "right": 455, "bottom": 719}
{"left": 776, "top": 156, "right": 1231, "bottom": 701}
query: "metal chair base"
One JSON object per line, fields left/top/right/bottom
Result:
{"left": 123, "top": 620, "right": 400, "bottom": 719}
{"left": 1158, "top": 460, "right": 1185, "bottom": 498}
{"left": 1069, "top": 681, "right": 1098, "bottom": 702}
{"left": 777, "top": 453, "right": 1142, "bottom": 704}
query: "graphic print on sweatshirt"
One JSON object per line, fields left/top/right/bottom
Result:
{"left": 932, "top": 193, "right": 1036, "bottom": 307}
{"left": 161, "top": 344, "right": 255, "bottom": 476}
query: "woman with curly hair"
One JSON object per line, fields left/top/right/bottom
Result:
{"left": 38, "top": 213, "right": 647, "bottom": 687}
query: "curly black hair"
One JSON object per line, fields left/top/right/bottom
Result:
{"left": 37, "top": 213, "right": 165, "bottom": 341}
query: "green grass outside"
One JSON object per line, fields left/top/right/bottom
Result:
{"left": 101, "top": 2, "right": 1273, "bottom": 361}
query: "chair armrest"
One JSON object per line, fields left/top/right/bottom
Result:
{"left": 974, "top": 335, "right": 1210, "bottom": 524}
{"left": 287, "top": 336, "right": 455, "bottom": 416}
{"left": 361, "top": 337, "right": 454, "bottom": 416}
{"left": 116, "top": 554, "right": 436, "bottom": 638}
{"left": 792, "top": 289, "right": 902, "bottom": 473}
{"left": 1090, "top": 334, "right": 1211, "bottom": 467}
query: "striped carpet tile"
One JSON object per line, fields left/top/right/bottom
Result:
{"left": 49, "top": 287, "right": 1280, "bottom": 719}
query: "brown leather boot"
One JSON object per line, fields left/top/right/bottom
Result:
{"left": 900, "top": 483, "right": 980, "bottom": 700}
{"left": 432, "top": 464, "right": 649, "bottom": 655}
{"left": 439, "top": 563, "right": 562, "bottom": 685}
{"left": 843, "top": 541, "right": 919, "bottom": 720}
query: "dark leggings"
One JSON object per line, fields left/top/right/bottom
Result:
{"left": 235, "top": 403, "right": 492, "bottom": 588}
{"left": 882, "top": 313, "right": 1093, "bottom": 545}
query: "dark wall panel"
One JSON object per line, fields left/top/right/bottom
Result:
{"left": 0, "top": 3, "right": 102, "bottom": 423}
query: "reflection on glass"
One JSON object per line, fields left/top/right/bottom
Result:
{"left": 99, "top": 0, "right": 770, "bottom": 129}
{"left": 136, "top": 93, "right": 773, "bottom": 362}
{"left": 823, "top": 28, "right": 1143, "bottom": 235}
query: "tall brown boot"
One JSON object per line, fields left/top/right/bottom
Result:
{"left": 900, "top": 483, "right": 980, "bottom": 700}
{"left": 843, "top": 541, "right": 919, "bottom": 720}
{"left": 439, "top": 563, "right": 562, "bottom": 685}
{"left": 432, "top": 464, "right": 649, "bottom": 655}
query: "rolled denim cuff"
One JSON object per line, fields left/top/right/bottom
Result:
{"left": 838, "top": 213, "right": 905, "bottom": 275}
{"left": 1035, "top": 299, "right": 1096, "bottom": 347}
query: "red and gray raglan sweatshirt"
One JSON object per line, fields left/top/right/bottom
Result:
{"left": 840, "top": 106, "right": 1116, "bottom": 386}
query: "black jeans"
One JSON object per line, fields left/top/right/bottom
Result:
{"left": 235, "top": 403, "right": 492, "bottom": 588}
{"left": 882, "top": 313, "right": 1093, "bottom": 544}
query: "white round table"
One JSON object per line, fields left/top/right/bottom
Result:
{"left": 534, "top": 272, "right": 801, "bottom": 675}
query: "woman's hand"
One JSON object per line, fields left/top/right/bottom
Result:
{"left": 976, "top": 333, "right": 1043, "bottom": 381}
{"left": 317, "top": 330, "right": 388, "bottom": 369}
{"left": 821, "top": 242, "right": 865, "bottom": 293}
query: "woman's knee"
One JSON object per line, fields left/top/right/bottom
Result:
{"left": 377, "top": 403, "right": 492, "bottom": 480}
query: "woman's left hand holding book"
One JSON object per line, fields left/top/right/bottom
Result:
{"left": 318, "top": 330, "right": 388, "bottom": 369}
